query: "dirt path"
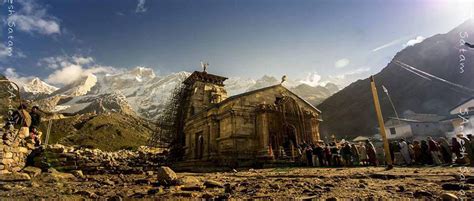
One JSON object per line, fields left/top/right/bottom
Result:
{"left": 0, "top": 166, "right": 472, "bottom": 200}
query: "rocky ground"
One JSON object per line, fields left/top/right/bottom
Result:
{"left": 0, "top": 166, "right": 472, "bottom": 200}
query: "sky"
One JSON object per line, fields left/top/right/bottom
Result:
{"left": 1, "top": 0, "right": 473, "bottom": 88}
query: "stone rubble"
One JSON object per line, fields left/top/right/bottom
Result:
{"left": 0, "top": 128, "right": 36, "bottom": 174}
{"left": 32, "top": 144, "right": 167, "bottom": 174}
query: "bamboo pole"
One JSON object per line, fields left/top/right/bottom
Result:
{"left": 370, "top": 76, "right": 393, "bottom": 169}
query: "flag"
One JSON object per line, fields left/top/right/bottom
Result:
{"left": 382, "top": 85, "right": 388, "bottom": 94}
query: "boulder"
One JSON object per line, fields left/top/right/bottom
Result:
{"left": 22, "top": 166, "right": 42, "bottom": 178}
{"left": 72, "top": 170, "right": 85, "bottom": 179}
{"left": 180, "top": 184, "right": 205, "bottom": 191}
{"left": 46, "top": 168, "right": 76, "bottom": 180}
{"left": 441, "top": 193, "right": 459, "bottom": 201}
{"left": 156, "top": 166, "right": 177, "bottom": 184}
{"left": 76, "top": 190, "right": 98, "bottom": 199}
{"left": 0, "top": 172, "right": 31, "bottom": 182}
{"left": 204, "top": 180, "right": 224, "bottom": 188}
{"left": 413, "top": 190, "right": 432, "bottom": 198}
{"left": 178, "top": 176, "right": 201, "bottom": 185}
{"left": 442, "top": 183, "right": 470, "bottom": 191}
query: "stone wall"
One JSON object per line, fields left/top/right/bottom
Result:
{"left": 0, "top": 128, "right": 36, "bottom": 174}
{"left": 33, "top": 144, "right": 167, "bottom": 174}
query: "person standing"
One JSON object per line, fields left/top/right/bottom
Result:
{"left": 408, "top": 142, "right": 415, "bottom": 163}
{"left": 366, "top": 140, "right": 377, "bottom": 166}
{"left": 324, "top": 143, "right": 331, "bottom": 166}
{"left": 314, "top": 142, "right": 324, "bottom": 167}
{"left": 351, "top": 143, "right": 360, "bottom": 166}
{"left": 391, "top": 141, "right": 404, "bottom": 165}
{"left": 399, "top": 139, "right": 412, "bottom": 165}
{"left": 29, "top": 106, "right": 42, "bottom": 146}
{"left": 427, "top": 137, "right": 442, "bottom": 165}
{"left": 451, "top": 137, "right": 462, "bottom": 161}
{"left": 330, "top": 142, "right": 341, "bottom": 167}
{"left": 311, "top": 144, "right": 318, "bottom": 167}
{"left": 341, "top": 143, "right": 353, "bottom": 166}
{"left": 438, "top": 138, "right": 452, "bottom": 165}
{"left": 305, "top": 145, "right": 313, "bottom": 166}
{"left": 12, "top": 104, "right": 32, "bottom": 139}
{"left": 358, "top": 142, "right": 368, "bottom": 166}
{"left": 458, "top": 135, "right": 474, "bottom": 166}
{"left": 412, "top": 141, "right": 422, "bottom": 165}
{"left": 420, "top": 140, "right": 432, "bottom": 165}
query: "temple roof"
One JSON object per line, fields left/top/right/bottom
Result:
{"left": 183, "top": 71, "right": 228, "bottom": 86}
{"left": 219, "top": 84, "right": 322, "bottom": 113}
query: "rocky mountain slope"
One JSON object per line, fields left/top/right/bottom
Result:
{"left": 318, "top": 19, "right": 474, "bottom": 138}
{"left": 39, "top": 113, "right": 156, "bottom": 151}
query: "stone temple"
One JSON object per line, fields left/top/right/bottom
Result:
{"left": 178, "top": 69, "right": 322, "bottom": 166}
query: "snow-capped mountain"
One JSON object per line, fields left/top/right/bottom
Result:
{"left": 224, "top": 77, "right": 256, "bottom": 95}
{"left": 51, "top": 92, "right": 135, "bottom": 116}
{"left": 47, "top": 68, "right": 190, "bottom": 119}
{"left": 52, "top": 74, "right": 98, "bottom": 97}
{"left": 22, "top": 77, "right": 59, "bottom": 94}
{"left": 20, "top": 77, "right": 59, "bottom": 99}
{"left": 30, "top": 67, "right": 338, "bottom": 119}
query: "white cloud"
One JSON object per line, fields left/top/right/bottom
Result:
{"left": 0, "top": 44, "right": 11, "bottom": 59}
{"left": 0, "top": 44, "right": 26, "bottom": 60}
{"left": 46, "top": 64, "right": 84, "bottom": 85}
{"left": 38, "top": 55, "right": 94, "bottom": 69}
{"left": 72, "top": 56, "right": 94, "bottom": 65}
{"left": 36, "top": 55, "right": 118, "bottom": 85}
{"left": 321, "top": 68, "right": 371, "bottom": 87}
{"left": 299, "top": 72, "right": 322, "bottom": 87}
{"left": 136, "top": 0, "right": 147, "bottom": 13}
{"left": 334, "top": 58, "right": 350, "bottom": 68}
{"left": 404, "top": 36, "right": 425, "bottom": 47}
{"left": 7, "top": 0, "right": 61, "bottom": 35}
{"left": 2, "top": 67, "right": 34, "bottom": 87}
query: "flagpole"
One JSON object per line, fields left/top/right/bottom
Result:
{"left": 370, "top": 76, "right": 393, "bottom": 170}
{"left": 382, "top": 85, "right": 401, "bottom": 125}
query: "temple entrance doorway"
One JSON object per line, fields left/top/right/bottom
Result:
{"left": 195, "top": 133, "right": 204, "bottom": 159}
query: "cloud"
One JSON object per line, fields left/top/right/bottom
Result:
{"left": 136, "top": 0, "right": 147, "bottom": 13}
{"left": 2, "top": 67, "right": 34, "bottom": 87}
{"left": 0, "top": 44, "right": 11, "bottom": 59}
{"left": 320, "top": 68, "right": 371, "bottom": 87}
{"left": 404, "top": 36, "right": 425, "bottom": 47}
{"left": 38, "top": 55, "right": 94, "bottom": 69}
{"left": 334, "top": 58, "right": 350, "bottom": 68}
{"left": 299, "top": 72, "right": 322, "bottom": 87}
{"left": 7, "top": 0, "right": 61, "bottom": 35}
{"left": 0, "top": 43, "right": 26, "bottom": 61}
{"left": 36, "top": 55, "right": 118, "bottom": 85}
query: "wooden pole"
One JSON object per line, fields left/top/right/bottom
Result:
{"left": 370, "top": 76, "right": 393, "bottom": 169}
{"left": 44, "top": 119, "right": 52, "bottom": 145}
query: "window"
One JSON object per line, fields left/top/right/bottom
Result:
{"left": 390, "top": 127, "right": 396, "bottom": 135}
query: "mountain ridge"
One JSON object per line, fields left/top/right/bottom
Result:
{"left": 9, "top": 67, "right": 339, "bottom": 119}
{"left": 318, "top": 19, "right": 474, "bottom": 139}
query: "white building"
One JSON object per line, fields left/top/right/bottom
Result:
{"left": 384, "top": 111, "right": 449, "bottom": 141}
{"left": 443, "top": 98, "right": 474, "bottom": 139}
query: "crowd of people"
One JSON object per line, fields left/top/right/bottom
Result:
{"left": 297, "top": 135, "right": 474, "bottom": 167}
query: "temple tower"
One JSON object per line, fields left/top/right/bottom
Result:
{"left": 182, "top": 69, "right": 228, "bottom": 119}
